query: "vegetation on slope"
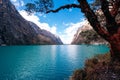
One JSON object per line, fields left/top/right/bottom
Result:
{"left": 80, "top": 29, "right": 104, "bottom": 44}
{"left": 71, "top": 53, "right": 120, "bottom": 80}
{"left": 72, "top": 29, "right": 107, "bottom": 44}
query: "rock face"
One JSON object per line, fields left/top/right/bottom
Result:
{"left": 71, "top": 21, "right": 107, "bottom": 44}
{"left": 29, "top": 22, "right": 63, "bottom": 44}
{"left": 0, "top": 0, "right": 63, "bottom": 45}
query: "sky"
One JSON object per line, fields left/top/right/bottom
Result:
{"left": 10, "top": 0, "right": 92, "bottom": 44}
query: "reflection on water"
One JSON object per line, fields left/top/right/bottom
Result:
{"left": 51, "top": 45, "right": 57, "bottom": 61}
{"left": 66, "top": 45, "right": 78, "bottom": 60}
{"left": 0, "top": 45, "right": 109, "bottom": 80}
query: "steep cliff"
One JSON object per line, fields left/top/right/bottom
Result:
{"left": 0, "top": 0, "right": 63, "bottom": 45}
{"left": 71, "top": 21, "right": 107, "bottom": 44}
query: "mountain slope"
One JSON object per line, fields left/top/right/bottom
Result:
{"left": 0, "top": 0, "right": 63, "bottom": 45}
{"left": 71, "top": 21, "right": 107, "bottom": 44}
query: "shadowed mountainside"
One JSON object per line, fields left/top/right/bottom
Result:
{"left": 0, "top": 0, "right": 63, "bottom": 45}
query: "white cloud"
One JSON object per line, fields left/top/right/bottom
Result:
{"left": 59, "top": 20, "right": 87, "bottom": 44}
{"left": 51, "top": 26, "right": 57, "bottom": 34}
{"left": 11, "top": 0, "right": 86, "bottom": 44}
{"left": 69, "top": 8, "right": 72, "bottom": 12}
{"left": 11, "top": 0, "right": 87, "bottom": 44}
{"left": 11, "top": 0, "right": 24, "bottom": 8}
{"left": 20, "top": 1, "right": 24, "bottom": 6}
{"left": 19, "top": 10, "right": 57, "bottom": 35}
{"left": 11, "top": 0, "right": 17, "bottom": 2}
{"left": 19, "top": 10, "right": 87, "bottom": 44}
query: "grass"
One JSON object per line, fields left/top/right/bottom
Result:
{"left": 70, "top": 53, "right": 120, "bottom": 80}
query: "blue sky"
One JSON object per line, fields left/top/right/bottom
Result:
{"left": 11, "top": 0, "right": 92, "bottom": 44}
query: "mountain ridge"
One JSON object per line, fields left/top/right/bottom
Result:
{"left": 0, "top": 0, "right": 63, "bottom": 45}
{"left": 71, "top": 21, "right": 108, "bottom": 45}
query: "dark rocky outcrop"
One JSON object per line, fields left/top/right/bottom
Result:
{"left": 0, "top": 0, "right": 63, "bottom": 45}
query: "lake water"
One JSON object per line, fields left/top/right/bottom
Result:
{"left": 0, "top": 45, "right": 109, "bottom": 80}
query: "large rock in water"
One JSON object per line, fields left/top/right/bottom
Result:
{"left": 0, "top": 0, "right": 63, "bottom": 45}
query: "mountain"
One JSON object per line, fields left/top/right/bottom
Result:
{"left": 71, "top": 21, "right": 107, "bottom": 44}
{"left": 0, "top": 0, "right": 63, "bottom": 45}
{"left": 29, "top": 22, "right": 63, "bottom": 44}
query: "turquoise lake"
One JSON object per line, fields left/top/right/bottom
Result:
{"left": 0, "top": 45, "right": 109, "bottom": 80}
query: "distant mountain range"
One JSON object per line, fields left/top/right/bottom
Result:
{"left": 0, "top": 0, "right": 63, "bottom": 45}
